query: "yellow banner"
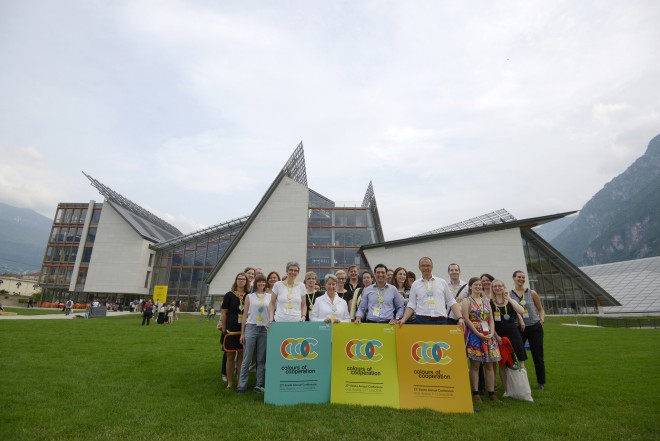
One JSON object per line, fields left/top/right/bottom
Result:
{"left": 330, "top": 323, "right": 399, "bottom": 409}
{"left": 152, "top": 285, "right": 168, "bottom": 304}
{"left": 396, "top": 325, "right": 473, "bottom": 413}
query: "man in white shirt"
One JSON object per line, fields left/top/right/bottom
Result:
{"left": 447, "top": 263, "right": 468, "bottom": 325}
{"left": 401, "top": 257, "right": 464, "bottom": 328}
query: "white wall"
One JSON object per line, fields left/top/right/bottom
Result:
{"left": 363, "top": 228, "right": 528, "bottom": 286}
{"left": 84, "top": 203, "right": 155, "bottom": 295}
{"left": 208, "top": 176, "right": 309, "bottom": 295}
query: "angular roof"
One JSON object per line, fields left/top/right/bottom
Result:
{"left": 205, "top": 142, "right": 307, "bottom": 283}
{"left": 522, "top": 228, "right": 620, "bottom": 307}
{"left": 581, "top": 256, "right": 660, "bottom": 313}
{"left": 83, "top": 172, "right": 182, "bottom": 242}
{"left": 362, "top": 181, "right": 384, "bottom": 242}
{"left": 361, "top": 211, "right": 577, "bottom": 250}
{"left": 150, "top": 215, "right": 250, "bottom": 251}
{"left": 417, "top": 209, "right": 517, "bottom": 236}
{"left": 106, "top": 201, "right": 180, "bottom": 243}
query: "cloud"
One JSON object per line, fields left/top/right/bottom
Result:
{"left": 0, "top": 146, "right": 72, "bottom": 218}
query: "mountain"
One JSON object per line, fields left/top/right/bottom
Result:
{"left": 534, "top": 214, "right": 577, "bottom": 242}
{"left": 0, "top": 202, "right": 52, "bottom": 274}
{"left": 551, "top": 134, "right": 660, "bottom": 265}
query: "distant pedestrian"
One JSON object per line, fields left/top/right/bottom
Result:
{"left": 28, "top": 298, "right": 34, "bottom": 308}
{"left": 142, "top": 301, "right": 153, "bottom": 325}
{"left": 209, "top": 306, "right": 216, "bottom": 321}
{"left": 64, "top": 299, "right": 73, "bottom": 316}
{"left": 199, "top": 305, "right": 206, "bottom": 321}
{"left": 167, "top": 302, "right": 175, "bottom": 324}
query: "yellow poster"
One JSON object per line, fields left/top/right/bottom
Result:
{"left": 153, "top": 285, "right": 168, "bottom": 304}
{"left": 396, "top": 325, "right": 473, "bottom": 413}
{"left": 330, "top": 323, "right": 399, "bottom": 409}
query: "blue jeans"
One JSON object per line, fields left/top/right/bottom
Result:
{"left": 415, "top": 315, "right": 448, "bottom": 325}
{"left": 238, "top": 324, "right": 268, "bottom": 390}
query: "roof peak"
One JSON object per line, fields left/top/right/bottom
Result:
{"left": 82, "top": 172, "right": 182, "bottom": 237}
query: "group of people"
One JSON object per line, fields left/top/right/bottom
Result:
{"left": 140, "top": 300, "right": 178, "bottom": 325}
{"left": 218, "top": 259, "right": 546, "bottom": 403}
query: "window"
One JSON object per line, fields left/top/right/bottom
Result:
{"left": 81, "top": 248, "right": 93, "bottom": 263}
{"left": 148, "top": 253, "right": 154, "bottom": 267}
{"left": 86, "top": 228, "right": 96, "bottom": 244}
{"left": 144, "top": 271, "right": 151, "bottom": 289}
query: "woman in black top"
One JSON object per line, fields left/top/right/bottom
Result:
{"left": 490, "top": 279, "right": 526, "bottom": 393}
{"left": 221, "top": 272, "right": 248, "bottom": 389}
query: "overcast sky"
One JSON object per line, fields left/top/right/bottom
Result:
{"left": 1, "top": 0, "right": 658, "bottom": 240}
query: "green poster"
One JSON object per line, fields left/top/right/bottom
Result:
{"left": 264, "top": 322, "right": 332, "bottom": 405}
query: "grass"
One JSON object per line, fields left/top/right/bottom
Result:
{"left": 0, "top": 315, "right": 658, "bottom": 441}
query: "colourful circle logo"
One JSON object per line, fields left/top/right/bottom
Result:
{"left": 410, "top": 341, "right": 452, "bottom": 365}
{"left": 345, "top": 339, "right": 383, "bottom": 362}
{"left": 280, "top": 338, "right": 318, "bottom": 360}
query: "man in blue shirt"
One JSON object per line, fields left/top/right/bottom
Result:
{"left": 355, "top": 263, "right": 404, "bottom": 324}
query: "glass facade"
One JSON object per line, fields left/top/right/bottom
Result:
{"left": 40, "top": 203, "right": 101, "bottom": 303}
{"left": 151, "top": 221, "right": 245, "bottom": 311}
{"left": 307, "top": 191, "right": 380, "bottom": 281}
{"left": 522, "top": 232, "right": 598, "bottom": 314}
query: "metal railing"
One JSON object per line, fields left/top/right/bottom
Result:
{"left": 596, "top": 317, "right": 659, "bottom": 329}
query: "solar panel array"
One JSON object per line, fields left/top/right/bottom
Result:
{"left": 581, "top": 256, "right": 660, "bottom": 314}
{"left": 416, "top": 209, "right": 517, "bottom": 236}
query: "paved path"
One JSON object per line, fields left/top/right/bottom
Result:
{"left": 0, "top": 310, "right": 135, "bottom": 320}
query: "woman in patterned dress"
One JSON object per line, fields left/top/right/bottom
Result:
{"left": 461, "top": 277, "right": 501, "bottom": 403}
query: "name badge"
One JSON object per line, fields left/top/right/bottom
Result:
{"left": 428, "top": 298, "right": 436, "bottom": 308}
{"left": 523, "top": 309, "right": 530, "bottom": 319}
{"left": 481, "top": 321, "right": 490, "bottom": 333}
{"left": 494, "top": 310, "right": 501, "bottom": 322}
{"left": 238, "top": 313, "right": 243, "bottom": 321}
{"left": 372, "top": 307, "right": 381, "bottom": 317}
{"left": 256, "top": 316, "right": 264, "bottom": 326}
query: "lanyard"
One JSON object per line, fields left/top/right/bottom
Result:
{"left": 470, "top": 296, "right": 487, "bottom": 321}
{"left": 307, "top": 291, "right": 316, "bottom": 309}
{"left": 494, "top": 298, "right": 508, "bottom": 316}
{"left": 286, "top": 282, "right": 295, "bottom": 301}
{"left": 423, "top": 278, "right": 434, "bottom": 296}
{"left": 376, "top": 286, "right": 386, "bottom": 305}
{"left": 236, "top": 292, "right": 245, "bottom": 311}
{"left": 255, "top": 292, "right": 266, "bottom": 306}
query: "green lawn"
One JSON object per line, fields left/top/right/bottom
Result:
{"left": 0, "top": 315, "right": 658, "bottom": 441}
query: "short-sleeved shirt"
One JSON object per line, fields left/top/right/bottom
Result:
{"left": 272, "top": 281, "right": 305, "bottom": 322}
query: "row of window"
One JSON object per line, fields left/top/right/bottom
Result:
{"left": 41, "top": 266, "right": 73, "bottom": 285}
{"left": 308, "top": 209, "right": 371, "bottom": 227}
{"left": 54, "top": 206, "right": 101, "bottom": 225}
{"left": 43, "top": 246, "right": 93, "bottom": 264}
{"left": 49, "top": 226, "right": 97, "bottom": 244}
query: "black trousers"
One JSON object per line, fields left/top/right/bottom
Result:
{"left": 521, "top": 322, "right": 545, "bottom": 385}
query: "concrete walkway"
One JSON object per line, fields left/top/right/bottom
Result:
{"left": 0, "top": 310, "right": 135, "bottom": 320}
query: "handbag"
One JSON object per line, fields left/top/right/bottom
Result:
{"left": 503, "top": 353, "right": 533, "bottom": 402}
